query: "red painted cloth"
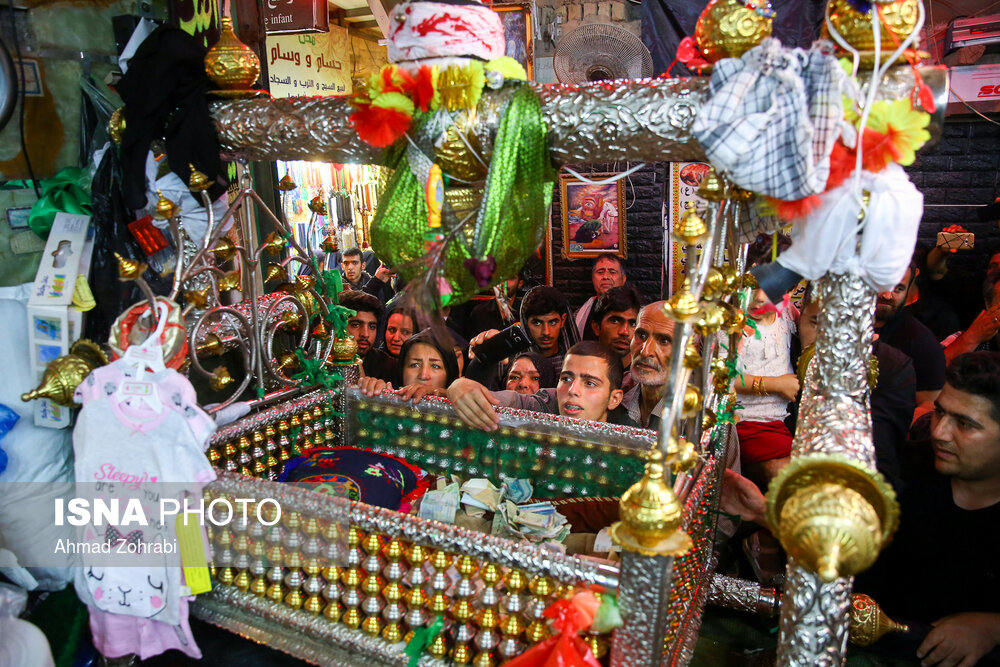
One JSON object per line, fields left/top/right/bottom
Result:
{"left": 737, "top": 420, "right": 793, "bottom": 465}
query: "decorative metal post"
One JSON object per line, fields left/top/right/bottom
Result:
{"left": 766, "top": 271, "right": 900, "bottom": 666}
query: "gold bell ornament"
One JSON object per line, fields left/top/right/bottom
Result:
{"left": 824, "top": 0, "right": 921, "bottom": 68}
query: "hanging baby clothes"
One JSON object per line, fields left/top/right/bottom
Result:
{"left": 72, "top": 359, "right": 216, "bottom": 660}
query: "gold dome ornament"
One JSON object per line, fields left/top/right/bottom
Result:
{"left": 824, "top": 0, "right": 921, "bottom": 68}
{"left": 672, "top": 208, "right": 710, "bottom": 246}
{"left": 321, "top": 235, "right": 339, "bottom": 253}
{"left": 184, "top": 286, "right": 212, "bottom": 309}
{"left": 196, "top": 333, "right": 226, "bottom": 357}
{"left": 209, "top": 366, "right": 235, "bottom": 391}
{"left": 308, "top": 196, "right": 327, "bottom": 215}
{"left": 277, "top": 173, "right": 297, "bottom": 192}
{"left": 279, "top": 311, "right": 302, "bottom": 331}
{"left": 21, "top": 340, "right": 109, "bottom": 407}
{"left": 312, "top": 320, "right": 330, "bottom": 340}
{"left": 218, "top": 271, "right": 242, "bottom": 293}
{"left": 153, "top": 190, "right": 180, "bottom": 220}
{"left": 610, "top": 447, "right": 693, "bottom": 556}
{"left": 331, "top": 336, "right": 359, "bottom": 362}
{"left": 293, "top": 275, "right": 316, "bottom": 292}
{"left": 681, "top": 386, "right": 702, "bottom": 419}
{"left": 695, "top": 0, "right": 774, "bottom": 63}
{"left": 766, "top": 455, "right": 899, "bottom": 582}
{"left": 260, "top": 232, "right": 285, "bottom": 256}
{"left": 694, "top": 303, "right": 726, "bottom": 336}
{"left": 211, "top": 238, "right": 238, "bottom": 263}
{"left": 662, "top": 281, "right": 701, "bottom": 323}
{"left": 697, "top": 168, "right": 727, "bottom": 201}
{"left": 113, "top": 252, "right": 148, "bottom": 282}
{"left": 204, "top": 17, "right": 262, "bottom": 96}
{"left": 188, "top": 164, "right": 211, "bottom": 193}
{"left": 265, "top": 263, "right": 289, "bottom": 283}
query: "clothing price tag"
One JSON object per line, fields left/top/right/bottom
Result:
{"left": 175, "top": 513, "right": 212, "bottom": 595}
{"left": 121, "top": 381, "right": 153, "bottom": 396}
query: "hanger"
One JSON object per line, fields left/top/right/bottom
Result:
{"left": 116, "top": 300, "right": 169, "bottom": 413}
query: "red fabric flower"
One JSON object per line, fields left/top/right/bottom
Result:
{"left": 825, "top": 140, "right": 856, "bottom": 191}
{"left": 767, "top": 194, "right": 822, "bottom": 222}
{"left": 349, "top": 104, "right": 412, "bottom": 147}
{"left": 860, "top": 127, "right": 904, "bottom": 173}
{"left": 379, "top": 65, "right": 415, "bottom": 94}
{"left": 676, "top": 36, "right": 712, "bottom": 71}
{"left": 411, "top": 65, "right": 437, "bottom": 113}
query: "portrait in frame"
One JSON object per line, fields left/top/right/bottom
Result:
{"left": 493, "top": 2, "right": 534, "bottom": 80}
{"left": 559, "top": 173, "right": 627, "bottom": 258}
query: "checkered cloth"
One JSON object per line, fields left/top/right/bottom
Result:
{"left": 692, "top": 39, "right": 845, "bottom": 201}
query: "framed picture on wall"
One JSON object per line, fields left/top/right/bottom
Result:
{"left": 493, "top": 2, "right": 534, "bottom": 80}
{"left": 559, "top": 173, "right": 627, "bottom": 258}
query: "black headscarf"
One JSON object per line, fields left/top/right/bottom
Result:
{"left": 394, "top": 329, "right": 460, "bottom": 389}
{"left": 116, "top": 26, "right": 226, "bottom": 211}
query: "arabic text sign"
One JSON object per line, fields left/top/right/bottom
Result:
{"left": 264, "top": 0, "right": 329, "bottom": 33}
{"left": 266, "top": 27, "right": 350, "bottom": 98}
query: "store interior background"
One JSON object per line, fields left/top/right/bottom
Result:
{"left": 0, "top": 0, "right": 998, "bottom": 307}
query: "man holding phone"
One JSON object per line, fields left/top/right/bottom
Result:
{"left": 465, "top": 285, "right": 574, "bottom": 387}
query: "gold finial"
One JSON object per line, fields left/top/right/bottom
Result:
{"left": 260, "top": 232, "right": 284, "bottom": 255}
{"left": 211, "top": 238, "right": 237, "bottom": 263}
{"left": 204, "top": 17, "right": 261, "bottom": 93}
{"left": 694, "top": 303, "right": 726, "bottom": 336}
{"left": 681, "top": 386, "right": 702, "bottom": 419}
{"left": 264, "top": 263, "right": 288, "bottom": 283}
{"left": 662, "top": 282, "right": 701, "bottom": 322}
{"left": 697, "top": 168, "right": 726, "bottom": 201}
{"left": 279, "top": 311, "right": 301, "bottom": 331}
{"left": 188, "top": 164, "right": 211, "bottom": 192}
{"left": 184, "top": 286, "right": 212, "bottom": 309}
{"left": 672, "top": 208, "right": 710, "bottom": 246}
{"left": 849, "top": 593, "right": 909, "bottom": 646}
{"left": 610, "top": 447, "right": 692, "bottom": 556}
{"left": 702, "top": 267, "right": 726, "bottom": 300}
{"left": 293, "top": 275, "right": 316, "bottom": 292}
{"left": 695, "top": 0, "right": 774, "bottom": 63}
{"left": 767, "top": 456, "right": 899, "bottom": 583}
{"left": 21, "top": 340, "right": 107, "bottom": 406}
{"left": 719, "top": 301, "right": 746, "bottom": 335}
{"left": 153, "top": 190, "right": 180, "bottom": 220}
{"left": 321, "top": 235, "right": 339, "bottom": 253}
{"left": 277, "top": 352, "right": 301, "bottom": 373}
{"left": 196, "top": 333, "right": 225, "bottom": 357}
{"left": 277, "top": 173, "right": 297, "bottom": 192}
{"left": 218, "top": 270, "right": 241, "bottom": 293}
{"left": 312, "top": 320, "right": 330, "bottom": 340}
{"left": 113, "top": 252, "right": 148, "bottom": 281}
{"left": 683, "top": 342, "right": 702, "bottom": 369}
{"left": 669, "top": 436, "right": 699, "bottom": 474}
{"left": 308, "top": 196, "right": 327, "bottom": 215}
{"left": 209, "top": 366, "right": 234, "bottom": 391}
{"left": 109, "top": 107, "right": 125, "bottom": 145}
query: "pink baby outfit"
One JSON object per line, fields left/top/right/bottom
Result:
{"left": 72, "top": 360, "right": 216, "bottom": 660}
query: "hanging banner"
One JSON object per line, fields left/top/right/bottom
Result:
{"left": 666, "top": 162, "right": 710, "bottom": 293}
{"left": 264, "top": 0, "right": 329, "bottom": 34}
{"left": 266, "top": 27, "right": 350, "bottom": 97}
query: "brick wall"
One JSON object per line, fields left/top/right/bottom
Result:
{"left": 548, "top": 163, "right": 666, "bottom": 309}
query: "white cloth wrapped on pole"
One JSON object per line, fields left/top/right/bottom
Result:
{"left": 775, "top": 163, "right": 923, "bottom": 292}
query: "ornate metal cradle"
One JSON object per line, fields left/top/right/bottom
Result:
{"left": 193, "top": 385, "right": 733, "bottom": 667}
{"left": 189, "top": 60, "right": 948, "bottom": 667}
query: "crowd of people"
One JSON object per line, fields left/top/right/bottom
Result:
{"left": 335, "top": 233, "right": 1000, "bottom": 665}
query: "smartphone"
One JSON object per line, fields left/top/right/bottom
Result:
{"left": 472, "top": 324, "right": 532, "bottom": 365}
{"left": 937, "top": 231, "right": 974, "bottom": 251}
